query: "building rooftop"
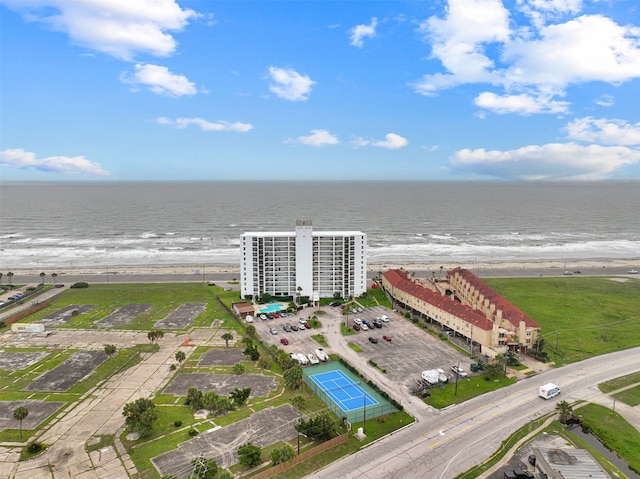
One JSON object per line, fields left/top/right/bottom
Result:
{"left": 383, "top": 269, "right": 493, "bottom": 331}
{"left": 448, "top": 267, "right": 540, "bottom": 329}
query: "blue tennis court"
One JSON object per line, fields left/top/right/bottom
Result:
{"left": 309, "top": 370, "right": 378, "bottom": 412}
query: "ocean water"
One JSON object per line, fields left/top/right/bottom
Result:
{"left": 1, "top": 181, "right": 639, "bottom": 270}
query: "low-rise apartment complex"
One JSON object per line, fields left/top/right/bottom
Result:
{"left": 381, "top": 268, "right": 540, "bottom": 357}
{"left": 240, "top": 220, "right": 367, "bottom": 300}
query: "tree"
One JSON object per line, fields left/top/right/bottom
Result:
{"left": 0, "top": 272, "right": 3, "bottom": 286}
{"left": 483, "top": 361, "right": 504, "bottom": 378}
{"left": 221, "top": 333, "right": 233, "bottom": 348}
{"left": 555, "top": 400, "right": 576, "bottom": 424}
{"left": 122, "top": 398, "right": 158, "bottom": 437}
{"left": 297, "top": 411, "right": 338, "bottom": 441}
{"left": 291, "top": 395, "right": 306, "bottom": 410}
{"left": 185, "top": 387, "right": 204, "bottom": 410}
{"left": 241, "top": 336, "right": 254, "bottom": 347}
{"left": 238, "top": 442, "right": 262, "bottom": 468}
{"left": 147, "top": 330, "right": 164, "bottom": 343}
{"left": 233, "top": 363, "right": 245, "bottom": 375}
{"left": 175, "top": 350, "right": 186, "bottom": 365}
{"left": 13, "top": 405, "right": 29, "bottom": 438}
{"left": 7, "top": 272, "right": 14, "bottom": 289}
{"left": 51, "top": 272, "right": 57, "bottom": 285}
{"left": 191, "top": 456, "right": 218, "bottom": 479}
{"left": 271, "top": 444, "right": 295, "bottom": 465}
{"left": 229, "top": 387, "right": 251, "bottom": 406}
{"left": 257, "top": 357, "right": 271, "bottom": 370}
{"left": 104, "top": 344, "right": 117, "bottom": 356}
{"left": 243, "top": 343, "right": 260, "bottom": 361}
{"left": 245, "top": 325, "right": 256, "bottom": 337}
{"left": 283, "top": 365, "right": 303, "bottom": 390}
{"left": 40, "top": 272, "right": 46, "bottom": 285}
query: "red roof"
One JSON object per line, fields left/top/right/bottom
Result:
{"left": 448, "top": 268, "right": 540, "bottom": 329}
{"left": 383, "top": 269, "right": 493, "bottom": 330}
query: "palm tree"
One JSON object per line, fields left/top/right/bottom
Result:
{"left": 7, "top": 272, "right": 14, "bottom": 289}
{"left": 13, "top": 405, "right": 29, "bottom": 438}
{"left": 555, "top": 400, "right": 575, "bottom": 424}
{"left": 0, "top": 272, "right": 3, "bottom": 287}
{"left": 51, "top": 272, "right": 58, "bottom": 285}
{"left": 222, "top": 333, "right": 234, "bottom": 348}
{"left": 175, "top": 350, "right": 186, "bottom": 364}
{"left": 283, "top": 366, "right": 303, "bottom": 390}
{"left": 40, "top": 272, "right": 46, "bottom": 285}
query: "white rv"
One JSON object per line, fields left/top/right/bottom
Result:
{"left": 538, "top": 383, "right": 560, "bottom": 399}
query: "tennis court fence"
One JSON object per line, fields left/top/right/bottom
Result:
{"left": 303, "top": 374, "right": 397, "bottom": 424}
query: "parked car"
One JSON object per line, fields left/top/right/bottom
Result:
{"left": 451, "top": 365, "right": 468, "bottom": 377}
{"left": 245, "top": 315, "right": 254, "bottom": 323}
{"left": 382, "top": 335, "right": 392, "bottom": 341}
{"left": 260, "top": 314, "right": 267, "bottom": 320}
{"left": 270, "top": 327, "right": 278, "bottom": 335}
{"left": 315, "top": 348, "right": 328, "bottom": 361}
{"left": 283, "top": 324, "right": 292, "bottom": 332}
{"left": 299, "top": 317, "right": 307, "bottom": 324}
{"left": 353, "top": 318, "right": 362, "bottom": 325}
{"left": 628, "top": 269, "right": 639, "bottom": 274}
{"left": 373, "top": 321, "right": 382, "bottom": 328}
{"left": 368, "top": 337, "right": 379, "bottom": 344}
{"left": 54, "top": 284, "right": 64, "bottom": 288}
{"left": 291, "top": 324, "right": 299, "bottom": 331}
{"left": 273, "top": 313, "right": 280, "bottom": 318}
{"left": 353, "top": 324, "right": 361, "bottom": 331}
{"left": 379, "top": 315, "right": 389, "bottom": 322}
{"left": 304, "top": 322, "right": 311, "bottom": 329}
{"left": 280, "top": 337, "right": 289, "bottom": 345}
{"left": 361, "top": 324, "right": 369, "bottom": 331}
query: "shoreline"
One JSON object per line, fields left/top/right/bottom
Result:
{"left": 10, "top": 257, "right": 640, "bottom": 277}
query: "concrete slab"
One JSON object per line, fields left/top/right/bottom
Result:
{"left": 26, "top": 350, "right": 108, "bottom": 392}
{"left": 163, "top": 372, "right": 277, "bottom": 398}
{"left": 155, "top": 303, "right": 206, "bottom": 329}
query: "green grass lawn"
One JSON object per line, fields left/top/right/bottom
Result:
{"left": 598, "top": 371, "right": 640, "bottom": 393}
{"left": 576, "top": 403, "right": 640, "bottom": 475}
{"left": 424, "top": 375, "right": 516, "bottom": 409}
{"left": 484, "top": 277, "right": 640, "bottom": 365}
{"left": 19, "top": 283, "right": 238, "bottom": 331}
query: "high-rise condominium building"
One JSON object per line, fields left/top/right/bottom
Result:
{"left": 240, "top": 220, "right": 367, "bottom": 300}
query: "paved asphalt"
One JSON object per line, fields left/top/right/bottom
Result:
{"left": 308, "top": 346, "right": 640, "bottom": 479}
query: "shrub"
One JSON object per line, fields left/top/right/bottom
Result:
{"left": 27, "top": 442, "right": 44, "bottom": 454}
{"left": 173, "top": 420, "right": 182, "bottom": 427}
{"left": 70, "top": 282, "right": 89, "bottom": 289}
{"left": 188, "top": 429, "right": 199, "bottom": 437}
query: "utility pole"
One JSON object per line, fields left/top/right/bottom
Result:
{"left": 454, "top": 361, "right": 460, "bottom": 396}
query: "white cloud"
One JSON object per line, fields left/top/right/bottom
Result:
{"left": 267, "top": 66, "right": 316, "bottom": 101}
{"left": 350, "top": 17, "right": 378, "bottom": 48}
{"left": 414, "top": 1, "right": 640, "bottom": 114}
{"left": 450, "top": 142, "right": 640, "bottom": 180}
{"left": 294, "top": 130, "right": 339, "bottom": 146}
{"left": 121, "top": 64, "right": 197, "bottom": 97}
{"left": 2, "top": 0, "right": 197, "bottom": 61}
{"left": 565, "top": 117, "right": 640, "bottom": 146}
{"left": 0, "top": 148, "right": 110, "bottom": 176}
{"left": 474, "top": 91, "right": 569, "bottom": 114}
{"left": 594, "top": 94, "right": 614, "bottom": 107}
{"left": 355, "top": 133, "right": 408, "bottom": 149}
{"left": 156, "top": 117, "right": 253, "bottom": 133}
{"left": 374, "top": 133, "right": 407, "bottom": 149}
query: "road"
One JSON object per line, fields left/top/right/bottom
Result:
{"left": 307, "top": 346, "right": 640, "bottom": 479}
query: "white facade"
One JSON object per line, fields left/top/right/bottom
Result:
{"left": 240, "top": 220, "right": 367, "bottom": 299}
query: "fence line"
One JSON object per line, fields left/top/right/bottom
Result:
{"left": 249, "top": 433, "right": 349, "bottom": 479}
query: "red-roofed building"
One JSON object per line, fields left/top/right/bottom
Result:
{"left": 381, "top": 268, "right": 540, "bottom": 357}
{"left": 448, "top": 268, "right": 540, "bottom": 353}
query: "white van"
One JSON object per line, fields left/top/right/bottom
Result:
{"left": 245, "top": 315, "right": 254, "bottom": 323}
{"left": 380, "top": 315, "right": 389, "bottom": 322}
{"left": 538, "top": 383, "right": 560, "bottom": 399}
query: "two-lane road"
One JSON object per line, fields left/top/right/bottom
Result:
{"left": 308, "top": 346, "right": 640, "bottom": 479}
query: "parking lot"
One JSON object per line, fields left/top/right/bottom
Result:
{"left": 255, "top": 303, "right": 474, "bottom": 398}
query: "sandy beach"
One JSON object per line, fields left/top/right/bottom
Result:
{"left": 10, "top": 257, "right": 640, "bottom": 280}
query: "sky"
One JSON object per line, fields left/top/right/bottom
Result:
{"left": 1, "top": 0, "right": 640, "bottom": 182}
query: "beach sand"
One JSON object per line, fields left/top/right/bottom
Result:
{"left": 12, "top": 258, "right": 639, "bottom": 278}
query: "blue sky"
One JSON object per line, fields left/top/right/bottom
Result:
{"left": 1, "top": 0, "right": 639, "bottom": 181}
